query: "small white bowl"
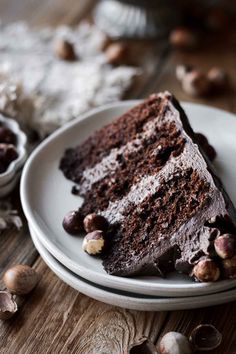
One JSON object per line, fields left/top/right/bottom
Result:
{"left": 0, "top": 114, "right": 27, "bottom": 188}
{"left": 0, "top": 169, "right": 22, "bottom": 198}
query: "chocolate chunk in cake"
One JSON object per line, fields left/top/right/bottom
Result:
{"left": 60, "top": 92, "right": 236, "bottom": 280}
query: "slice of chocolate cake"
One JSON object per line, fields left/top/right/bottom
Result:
{"left": 60, "top": 92, "right": 236, "bottom": 280}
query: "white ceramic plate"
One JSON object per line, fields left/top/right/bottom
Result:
{"left": 21, "top": 101, "right": 236, "bottom": 297}
{"left": 29, "top": 223, "right": 236, "bottom": 311}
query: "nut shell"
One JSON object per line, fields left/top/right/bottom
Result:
{"left": 193, "top": 258, "right": 220, "bottom": 282}
{"left": 0, "top": 291, "right": 18, "bottom": 320}
{"left": 190, "top": 324, "right": 222, "bottom": 351}
{"left": 159, "top": 332, "right": 193, "bottom": 354}
{"left": 3, "top": 264, "right": 39, "bottom": 295}
{"left": 83, "top": 213, "right": 108, "bottom": 233}
{"left": 214, "top": 234, "right": 236, "bottom": 259}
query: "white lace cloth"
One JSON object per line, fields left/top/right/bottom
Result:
{"left": 0, "top": 22, "right": 139, "bottom": 137}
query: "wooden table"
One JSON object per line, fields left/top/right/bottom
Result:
{"left": 1, "top": 1, "right": 236, "bottom": 353}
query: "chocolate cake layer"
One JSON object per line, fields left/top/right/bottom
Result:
{"left": 60, "top": 92, "right": 236, "bottom": 277}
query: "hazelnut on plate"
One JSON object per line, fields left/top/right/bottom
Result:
{"left": 63, "top": 210, "right": 84, "bottom": 235}
{"left": 82, "top": 230, "right": 105, "bottom": 255}
{"left": 193, "top": 258, "right": 220, "bottom": 282}
{"left": 214, "top": 234, "right": 236, "bottom": 259}
{"left": 83, "top": 213, "right": 108, "bottom": 233}
{"left": 222, "top": 256, "right": 236, "bottom": 279}
{"left": 169, "top": 28, "right": 198, "bottom": 50}
{"left": 54, "top": 38, "right": 77, "bottom": 61}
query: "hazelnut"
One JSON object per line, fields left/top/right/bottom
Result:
{"left": 100, "top": 35, "right": 113, "bottom": 52}
{"left": 176, "top": 64, "right": 194, "bottom": 82}
{"left": 207, "top": 67, "right": 228, "bottom": 91}
{"left": 54, "top": 38, "right": 76, "bottom": 61}
{"left": 182, "top": 71, "right": 210, "bottom": 97}
{"left": 3, "top": 264, "right": 39, "bottom": 295}
{"left": 190, "top": 324, "right": 222, "bottom": 351}
{"left": 222, "top": 256, "right": 236, "bottom": 279}
{"left": 0, "top": 143, "right": 18, "bottom": 173}
{"left": 63, "top": 210, "right": 84, "bottom": 235}
{"left": 206, "top": 9, "right": 228, "bottom": 31}
{"left": 169, "top": 28, "right": 198, "bottom": 50}
{"left": 0, "top": 291, "right": 18, "bottom": 320}
{"left": 83, "top": 213, "right": 108, "bottom": 233}
{"left": 214, "top": 234, "right": 236, "bottom": 259}
{"left": 105, "top": 43, "right": 127, "bottom": 65}
{"left": 82, "top": 230, "right": 105, "bottom": 255}
{"left": 159, "top": 332, "right": 193, "bottom": 354}
{"left": 0, "top": 126, "right": 16, "bottom": 145}
{"left": 193, "top": 258, "right": 220, "bottom": 282}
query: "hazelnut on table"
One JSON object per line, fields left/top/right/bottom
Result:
{"left": 169, "top": 28, "right": 198, "bottom": 50}
{"left": 159, "top": 331, "right": 193, "bottom": 354}
{"left": 3, "top": 264, "right": 39, "bottom": 295}
{"left": 181, "top": 71, "right": 210, "bottom": 97}
{"left": 207, "top": 67, "right": 229, "bottom": 91}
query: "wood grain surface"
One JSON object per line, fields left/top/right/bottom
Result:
{"left": 0, "top": 1, "right": 236, "bottom": 353}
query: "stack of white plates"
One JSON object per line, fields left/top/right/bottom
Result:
{"left": 20, "top": 101, "right": 236, "bottom": 311}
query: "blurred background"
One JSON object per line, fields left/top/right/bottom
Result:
{"left": 0, "top": 0, "right": 236, "bottom": 137}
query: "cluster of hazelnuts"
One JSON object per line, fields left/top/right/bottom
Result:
{"left": 193, "top": 233, "right": 236, "bottom": 282}
{"left": 53, "top": 35, "right": 127, "bottom": 66}
{"left": 131, "top": 324, "right": 222, "bottom": 353}
{"left": 176, "top": 64, "right": 228, "bottom": 98}
{"left": 157, "top": 324, "right": 222, "bottom": 354}
{"left": 63, "top": 210, "right": 108, "bottom": 256}
{"left": 0, "top": 265, "right": 39, "bottom": 320}
{"left": 0, "top": 123, "right": 18, "bottom": 174}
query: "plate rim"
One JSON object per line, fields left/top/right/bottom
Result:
{"left": 20, "top": 100, "right": 236, "bottom": 297}
{"left": 29, "top": 222, "right": 236, "bottom": 311}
